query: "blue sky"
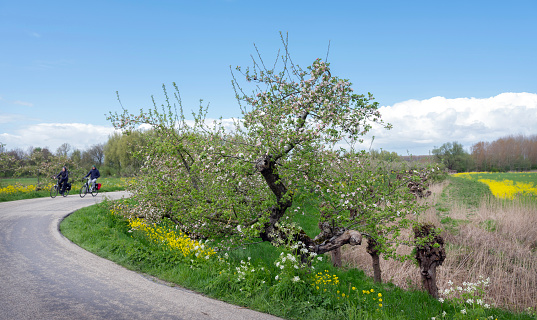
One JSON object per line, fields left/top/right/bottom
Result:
{"left": 1, "top": 0, "right": 536, "bottom": 155}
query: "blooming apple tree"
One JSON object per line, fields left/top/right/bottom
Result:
{"left": 108, "top": 37, "right": 426, "bottom": 267}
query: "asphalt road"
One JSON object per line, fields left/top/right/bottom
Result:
{"left": 0, "top": 192, "right": 281, "bottom": 320}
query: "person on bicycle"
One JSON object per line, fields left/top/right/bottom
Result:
{"left": 84, "top": 165, "right": 100, "bottom": 191}
{"left": 55, "top": 166, "right": 69, "bottom": 195}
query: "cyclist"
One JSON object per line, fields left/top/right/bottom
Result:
{"left": 55, "top": 166, "right": 69, "bottom": 195}
{"left": 84, "top": 165, "right": 101, "bottom": 191}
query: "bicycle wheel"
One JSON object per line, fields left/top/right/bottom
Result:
{"left": 50, "top": 185, "right": 58, "bottom": 198}
{"left": 79, "top": 184, "right": 88, "bottom": 198}
{"left": 91, "top": 183, "right": 99, "bottom": 197}
{"left": 63, "top": 188, "right": 70, "bottom": 197}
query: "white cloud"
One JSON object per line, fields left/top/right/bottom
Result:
{"left": 1, "top": 123, "right": 117, "bottom": 151}
{"left": 365, "top": 92, "right": 537, "bottom": 155}
{"left": 13, "top": 100, "right": 34, "bottom": 107}
{"left": 2, "top": 93, "right": 536, "bottom": 156}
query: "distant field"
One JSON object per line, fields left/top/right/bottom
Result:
{"left": 453, "top": 172, "right": 537, "bottom": 199}
{"left": 0, "top": 177, "right": 41, "bottom": 186}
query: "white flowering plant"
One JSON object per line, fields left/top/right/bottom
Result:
{"left": 431, "top": 276, "right": 497, "bottom": 320}
{"left": 210, "top": 253, "right": 271, "bottom": 298}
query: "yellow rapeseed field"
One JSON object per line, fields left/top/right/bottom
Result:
{"left": 453, "top": 172, "right": 537, "bottom": 199}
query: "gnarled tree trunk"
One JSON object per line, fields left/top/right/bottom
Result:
{"left": 414, "top": 223, "right": 446, "bottom": 298}
{"left": 256, "top": 154, "right": 363, "bottom": 261}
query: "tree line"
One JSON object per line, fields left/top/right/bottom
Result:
{"left": 0, "top": 131, "right": 147, "bottom": 182}
{"left": 432, "top": 134, "right": 537, "bottom": 173}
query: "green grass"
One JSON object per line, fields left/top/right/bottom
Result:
{"left": 59, "top": 198, "right": 534, "bottom": 320}
{"left": 0, "top": 177, "right": 40, "bottom": 186}
{"left": 444, "top": 176, "right": 493, "bottom": 208}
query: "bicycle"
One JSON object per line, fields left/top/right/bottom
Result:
{"left": 80, "top": 177, "right": 99, "bottom": 198}
{"left": 50, "top": 177, "right": 70, "bottom": 198}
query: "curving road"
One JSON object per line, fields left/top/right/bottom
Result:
{"left": 0, "top": 192, "right": 281, "bottom": 320}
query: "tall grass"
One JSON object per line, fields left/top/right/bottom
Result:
{"left": 342, "top": 178, "right": 537, "bottom": 312}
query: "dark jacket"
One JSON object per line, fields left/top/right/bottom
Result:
{"left": 56, "top": 169, "right": 68, "bottom": 182}
{"left": 85, "top": 168, "right": 101, "bottom": 180}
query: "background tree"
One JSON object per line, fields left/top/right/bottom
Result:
{"left": 71, "top": 149, "right": 82, "bottom": 166}
{"left": 471, "top": 134, "right": 537, "bottom": 172}
{"left": 104, "top": 132, "right": 146, "bottom": 176}
{"left": 56, "top": 143, "right": 72, "bottom": 158}
{"left": 85, "top": 143, "right": 105, "bottom": 166}
{"left": 432, "top": 141, "right": 473, "bottom": 172}
{"left": 17, "top": 147, "right": 59, "bottom": 186}
{"left": 370, "top": 148, "right": 400, "bottom": 162}
{"left": 0, "top": 143, "right": 18, "bottom": 177}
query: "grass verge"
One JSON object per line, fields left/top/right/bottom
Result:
{"left": 60, "top": 198, "right": 534, "bottom": 320}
